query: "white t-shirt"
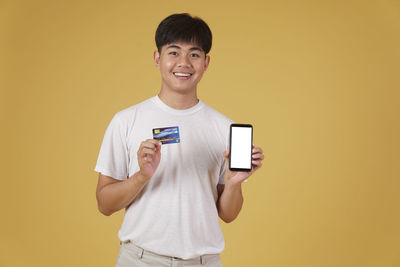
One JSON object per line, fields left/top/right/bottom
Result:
{"left": 94, "top": 95, "right": 233, "bottom": 259}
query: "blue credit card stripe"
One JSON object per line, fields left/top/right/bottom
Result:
{"left": 159, "top": 137, "right": 180, "bottom": 142}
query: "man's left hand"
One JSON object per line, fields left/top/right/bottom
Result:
{"left": 223, "top": 145, "right": 264, "bottom": 185}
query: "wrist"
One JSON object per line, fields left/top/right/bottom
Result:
{"left": 224, "top": 179, "right": 242, "bottom": 192}
{"left": 136, "top": 171, "right": 151, "bottom": 184}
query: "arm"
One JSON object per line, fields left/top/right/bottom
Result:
{"left": 96, "top": 172, "right": 148, "bottom": 216}
{"left": 216, "top": 183, "right": 243, "bottom": 223}
{"left": 96, "top": 139, "right": 162, "bottom": 216}
{"left": 216, "top": 145, "right": 264, "bottom": 223}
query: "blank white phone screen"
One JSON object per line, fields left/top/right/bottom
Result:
{"left": 231, "top": 127, "right": 252, "bottom": 169}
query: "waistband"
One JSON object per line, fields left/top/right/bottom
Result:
{"left": 120, "top": 240, "right": 219, "bottom": 265}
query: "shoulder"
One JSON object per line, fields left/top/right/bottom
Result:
{"left": 199, "top": 102, "right": 233, "bottom": 148}
{"left": 200, "top": 102, "right": 233, "bottom": 142}
{"left": 202, "top": 102, "right": 234, "bottom": 126}
{"left": 112, "top": 97, "right": 154, "bottom": 125}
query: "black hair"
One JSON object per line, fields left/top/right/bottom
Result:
{"left": 155, "top": 13, "right": 212, "bottom": 54}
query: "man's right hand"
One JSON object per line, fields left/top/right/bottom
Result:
{"left": 137, "top": 139, "right": 162, "bottom": 181}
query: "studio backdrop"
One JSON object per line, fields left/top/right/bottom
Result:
{"left": 1, "top": 0, "right": 399, "bottom": 266}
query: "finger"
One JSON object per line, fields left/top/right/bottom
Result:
{"left": 252, "top": 147, "right": 263, "bottom": 154}
{"left": 144, "top": 139, "right": 162, "bottom": 147}
{"left": 143, "top": 155, "right": 153, "bottom": 162}
{"left": 252, "top": 153, "right": 264, "bottom": 160}
{"left": 141, "top": 141, "right": 157, "bottom": 150}
{"left": 148, "top": 139, "right": 162, "bottom": 147}
{"left": 141, "top": 147, "right": 156, "bottom": 156}
{"left": 140, "top": 143, "right": 155, "bottom": 152}
{"left": 224, "top": 149, "right": 230, "bottom": 158}
{"left": 140, "top": 145, "right": 159, "bottom": 154}
{"left": 252, "top": 160, "right": 262, "bottom": 167}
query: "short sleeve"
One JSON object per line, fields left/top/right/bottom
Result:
{"left": 94, "top": 113, "right": 129, "bottom": 180}
{"left": 218, "top": 160, "right": 226, "bottom": 184}
{"left": 218, "top": 118, "right": 234, "bottom": 184}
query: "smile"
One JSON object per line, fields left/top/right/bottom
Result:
{"left": 173, "top": 72, "right": 192, "bottom": 77}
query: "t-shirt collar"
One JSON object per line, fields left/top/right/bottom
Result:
{"left": 152, "top": 95, "right": 204, "bottom": 115}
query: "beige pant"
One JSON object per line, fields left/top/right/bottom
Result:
{"left": 116, "top": 241, "right": 223, "bottom": 267}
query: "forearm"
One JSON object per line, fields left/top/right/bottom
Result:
{"left": 97, "top": 172, "right": 148, "bottom": 216}
{"left": 217, "top": 182, "right": 244, "bottom": 223}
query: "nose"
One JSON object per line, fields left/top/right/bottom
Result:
{"left": 177, "top": 55, "right": 191, "bottom": 68}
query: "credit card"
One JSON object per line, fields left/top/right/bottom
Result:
{"left": 152, "top": 126, "right": 180, "bottom": 144}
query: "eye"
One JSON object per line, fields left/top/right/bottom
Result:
{"left": 169, "top": 51, "right": 178, "bottom": 56}
{"left": 190, "top": 53, "right": 200, "bottom": 58}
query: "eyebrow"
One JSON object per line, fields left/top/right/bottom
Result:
{"left": 166, "top": 44, "right": 203, "bottom": 52}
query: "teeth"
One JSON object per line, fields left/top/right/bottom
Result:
{"left": 174, "top": 72, "right": 191, "bottom": 77}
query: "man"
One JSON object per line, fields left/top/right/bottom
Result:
{"left": 95, "top": 13, "right": 264, "bottom": 267}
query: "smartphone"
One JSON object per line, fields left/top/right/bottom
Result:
{"left": 229, "top": 123, "right": 253, "bottom": 172}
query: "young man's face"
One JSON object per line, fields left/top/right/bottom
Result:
{"left": 154, "top": 42, "right": 210, "bottom": 95}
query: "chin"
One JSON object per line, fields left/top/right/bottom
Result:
{"left": 174, "top": 88, "right": 195, "bottom": 95}
{"left": 169, "top": 84, "right": 196, "bottom": 94}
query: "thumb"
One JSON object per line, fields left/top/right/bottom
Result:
{"left": 224, "top": 149, "right": 230, "bottom": 160}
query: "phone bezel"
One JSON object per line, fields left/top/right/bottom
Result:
{"left": 229, "top": 123, "right": 253, "bottom": 172}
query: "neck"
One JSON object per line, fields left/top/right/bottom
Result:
{"left": 158, "top": 89, "right": 199, "bottom": 110}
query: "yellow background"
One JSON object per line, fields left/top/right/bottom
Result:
{"left": 1, "top": 0, "right": 399, "bottom": 266}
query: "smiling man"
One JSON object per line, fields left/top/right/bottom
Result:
{"left": 95, "top": 13, "right": 264, "bottom": 267}
{"left": 155, "top": 41, "right": 210, "bottom": 109}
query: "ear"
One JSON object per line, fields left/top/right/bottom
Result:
{"left": 154, "top": 50, "right": 161, "bottom": 69}
{"left": 204, "top": 55, "right": 210, "bottom": 71}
